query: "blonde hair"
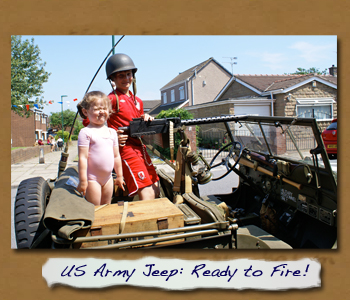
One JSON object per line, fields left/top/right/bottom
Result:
{"left": 77, "top": 91, "right": 113, "bottom": 119}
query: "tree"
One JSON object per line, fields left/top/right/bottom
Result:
{"left": 288, "top": 67, "right": 328, "bottom": 75}
{"left": 49, "top": 109, "right": 77, "bottom": 131}
{"left": 11, "top": 36, "right": 50, "bottom": 117}
{"left": 73, "top": 119, "right": 85, "bottom": 136}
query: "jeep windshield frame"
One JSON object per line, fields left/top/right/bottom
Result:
{"left": 227, "top": 115, "right": 337, "bottom": 194}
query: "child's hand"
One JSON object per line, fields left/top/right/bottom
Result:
{"left": 114, "top": 176, "right": 125, "bottom": 191}
{"left": 117, "top": 129, "right": 128, "bottom": 147}
{"left": 77, "top": 180, "right": 88, "bottom": 196}
{"left": 141, "top": 113, "right": 154, "bottom": 122}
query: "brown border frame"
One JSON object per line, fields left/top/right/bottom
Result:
{"left": 3, "top": 0, "right": 348, "bottom": 299}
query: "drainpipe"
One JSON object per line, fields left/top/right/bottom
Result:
{"left": 270, "top": 92, "right": 274, "bottom": 116}
{"left": 191, "top": 78, "right": 194, "bottom": 106}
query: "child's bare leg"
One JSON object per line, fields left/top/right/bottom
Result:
{"left": 138, "top": 181, "right": 160, "bottom": 200}
{"left": 85, "top": 181, "right": 102, "bottom": 206}
{"left": 100, "top": 177, "right": 113, "bottom": 205}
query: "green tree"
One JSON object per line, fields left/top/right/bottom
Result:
{"left": 49, "top": 109, "right": 77, "bottom": 131}
{"left": 73, "top": 119, "right": 85, "bottom": 136}
{"left": 288, "top": 67, "right": 328, "bottom": 75}
{"left": 11, "top": 35, "right": 51, "bottom": 117}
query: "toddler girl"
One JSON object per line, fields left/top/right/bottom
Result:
{"left": 77, "top": 91, "right": 124, "bottom": 205}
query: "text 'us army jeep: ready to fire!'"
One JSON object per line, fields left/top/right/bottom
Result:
{"left": 14, "top": 114, "right": 337, "bottom": 250}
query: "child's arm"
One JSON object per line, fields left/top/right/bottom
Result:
{"left": 113, "top": 145, "right": 124, "bottom": 191}
{"left": 77, "top": 146, "right": 89, "bottom": 196}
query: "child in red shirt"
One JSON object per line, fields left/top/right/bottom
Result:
{"left": 84, "top": 54, "right": 160, "bottom": 200}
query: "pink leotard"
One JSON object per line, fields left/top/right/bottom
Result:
{"left": 78, "top": 127, "right": 118, "bottom": 186}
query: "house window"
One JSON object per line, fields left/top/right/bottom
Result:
{"left": 163, "top": 92, "right": 167, "bottom": 104}
{"left": 171, "top": 89, "right": 175, "bottom": 102}
{"left": 42, "top": 117, "right": 46, "bottom": 124}
{"left": 296, "top": 98, "right": 335, "bottom": 120}
{"left": 179, "top": 86, "right": 184, "bottom": 100}
{"left": 35, "top": 113, "right": 40, "bottom": 121}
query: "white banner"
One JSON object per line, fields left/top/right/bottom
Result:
{"left": 42, "top": 257, "right": 320, "bottom": 291}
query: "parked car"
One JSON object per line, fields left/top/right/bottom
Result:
{"left": 14, "top": 115, "right": 337, "bottom": 250}
{"left": 322, "top": 119, "right": 337, "bottom": 158}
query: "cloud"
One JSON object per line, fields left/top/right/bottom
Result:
{"left": 247, "top": 51, "right": 288, "bottom": 71}
{"left": 289, "top": 42, "right": 334, "bottom": 62}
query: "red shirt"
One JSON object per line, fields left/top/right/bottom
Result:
{"left": 107, "top": 89, "right": 144, "bottom": 160}
{"left": 82, "top": 89, "right": 145, "bottom": 160}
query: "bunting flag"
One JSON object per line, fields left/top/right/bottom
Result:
{"left": 73, "top": 98, "right": 78, "bottom": 101}
{"left": 34, "top": 104, "right": 39, "bottom": 109}
{"left": 12, "top": 105, "right": 17, "bottom": 108}
{"left": 66, "top": 101, "right": 70, "bottom": 104}
{"left": 18, "top": 105, "right": 23, "bottom": 108}
{"left": 26, "top": 104, "right": 30, "bottom": 111}
{"left": 48, "top": 100, "right": 53, "bottom": 104}
{"left": 58, "top": 102, "right": 63, "bottom": 104}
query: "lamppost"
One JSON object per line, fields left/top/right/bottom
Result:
{"left": 61, "top": 95, "right": 68, "bottom": 143}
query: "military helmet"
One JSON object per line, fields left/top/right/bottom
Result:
{"left": 105, "top": 53, "right": 137, "bottom": 79}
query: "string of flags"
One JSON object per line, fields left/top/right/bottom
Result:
{"left": 12, "top": 98, "right": 79, "bottom": 111}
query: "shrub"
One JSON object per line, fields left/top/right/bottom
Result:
{"left": 56, "top": 130, "right": 71, "bottom": 142}
{"left": 71, "top": 135, "right": 78, "bottom": 141}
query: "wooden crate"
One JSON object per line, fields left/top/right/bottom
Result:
{"left": 79, "top": 198, "right": 184, "bottom": 248}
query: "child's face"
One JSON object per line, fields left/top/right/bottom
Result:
{"left": 111, "top": 70, "right": 133, "bottom": 94}
{"left": 83, "top": 98, "right": 109, "bottom": 126}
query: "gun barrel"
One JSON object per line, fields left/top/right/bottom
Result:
{"left": 181, "top": 115, "right": 247, "bottom": 126}
{"left": 119, "top": 115, "right": 248, "bottom": 137}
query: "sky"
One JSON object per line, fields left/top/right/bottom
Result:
{"left": 21, "top": 35, "right": 337, "bottom": 116}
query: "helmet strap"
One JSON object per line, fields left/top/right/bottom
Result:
{"left": 132, "top": 76, "right": 137, "bottom": 105}
{"left": 109, "top": 79, "right": 119, "bottom": 113}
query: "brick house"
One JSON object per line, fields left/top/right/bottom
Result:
{"left": 187, "top": 68, "right": 337, "bottom": 133}
{"left": 143, "top": 100, "right": 161, "bottom": 113}
{"left": 149, "top": 57, "right": 232, "bottom": 116}
{"left": 11, "top": 109, "right": 49, "bottom": 147}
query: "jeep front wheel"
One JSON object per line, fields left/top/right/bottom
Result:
{"left": 14, "top": 177, "right": 51, "bottom": 249}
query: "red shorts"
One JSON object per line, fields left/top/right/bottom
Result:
{"left": 122, "top": 154, "right": 159, "bottom": 197}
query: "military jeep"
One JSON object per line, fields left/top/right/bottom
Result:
{"left": 14, "top": 115, "right": 337, "bottom": 249}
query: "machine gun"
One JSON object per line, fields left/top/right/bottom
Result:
{"left": 118, "top": 115, "right": 248, "bottom": 138}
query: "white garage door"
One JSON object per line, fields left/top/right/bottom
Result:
{"left": 234, "top": 104, "right": 271, "bottom": 116}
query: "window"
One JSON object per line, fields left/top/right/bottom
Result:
{"left": 163, "top": 92, "right": 167, "bottom": 104}
{"left": 35, "top": 113, "right": 40, "bottom": 121}
{"left": 179, "top": 86, "right": 185, "bottom": 100}
{"left": 42, "top": 117, "right": 46, "bottom": 124}
{"left": 171, "top": 89, "right": 175, "bottom": 102}
{"left": 296, "top": 98, "right": 335, "bottom": 121}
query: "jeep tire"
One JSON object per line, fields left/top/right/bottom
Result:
{"left": 14, "top": 177, "right": 51, "bottom": 249}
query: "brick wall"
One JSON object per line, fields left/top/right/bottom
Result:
{"left": 11, "top": 145, "right": 51, "bottom": 164}
{"left": 192, "top": 61, "right": 231, "bottom": 106}
{"left": 218, "top": 80, "right": 259, "bottom": 99}
{"left": 11, "top": 111, "right": 35, "bottom": 147}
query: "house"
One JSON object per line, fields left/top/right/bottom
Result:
{"left": 149, "top": 57, "right": 232, "bottom": 116}
{"left": 187, "top": 67, "right": 337, "bottom": 132}
{"left": 143, "top": 100, "right": 161, "bottom": 113}
{"left": 11, "top": 109, "right": 49, "bottom": 147}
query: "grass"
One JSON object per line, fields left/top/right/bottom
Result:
{"left": 11, "top": 147, "right": 27, "bottom": 150}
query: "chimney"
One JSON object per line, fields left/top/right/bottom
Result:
{"left": 329, "top": 65, "right": 337, "bottom": 76}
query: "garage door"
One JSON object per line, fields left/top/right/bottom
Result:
{"left": 233, "top": 105, "right": 271, "bottom": 135}
{"left": 234, "top": 104, "right": 271, "bottom": 116}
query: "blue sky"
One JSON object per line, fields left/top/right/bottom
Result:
{"left": 21, "top": 35, "right": 337, "bottom": 116}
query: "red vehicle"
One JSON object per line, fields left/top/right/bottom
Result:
{"left": 322, "top": 119, "right": 337, "bottom": 157}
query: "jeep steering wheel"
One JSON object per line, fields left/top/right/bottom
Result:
{"left": 209, "top": 141, "right": 244, "bottom": 181}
